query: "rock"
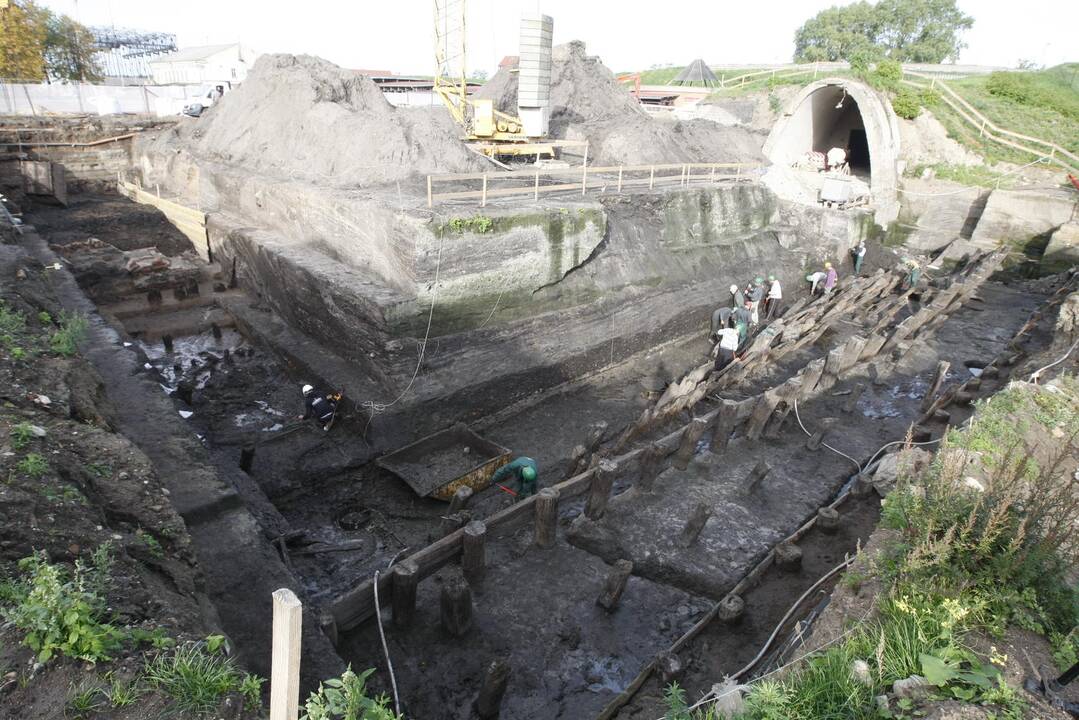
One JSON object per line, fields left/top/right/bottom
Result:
{"left": 970, "top": 188, "right": 1076, "bottom": 253}
{"left": 774, "top": 541, "right": 802, "bottom": 571}
{"left": 1055, "top": 292, "right": 1079, "bottom": 335}
{"left": 962, "top": 476, "right": 985, "bottom": 492}
{"left": 710, "top": 678, "right": 745, "bottom": 717}
{"left": 871, "top": 447, "right": 933, "bottom": 496}
{"left": 27, "top": 425, "right": 46, "bottom": 438}
{"left": 1042, "top": 222, "right": 1079, "bottom": 272}
{"left": 717, "top": 595, "right": 745, "bottom": 623}
{"left": 893, "top": 674, "right": 930, "bottom": 698}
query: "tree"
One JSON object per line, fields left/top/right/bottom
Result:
{"left": 0, "top": 1, "right": 47, "bottom": 80}
{"left": 41, "top": 13, "right": 102, "bottom": 82}
{"left": 0, "top": 1, "right": 101, "bottom": 83}
{"left": 794, "top": 0, "right": 973, "bottom": 64}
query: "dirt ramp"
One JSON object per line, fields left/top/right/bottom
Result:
{"left": 477, "top": 41, "right": 764, "bottom": 165}
{"left": 156, "top": 54, "right": 485, "bottom": 187}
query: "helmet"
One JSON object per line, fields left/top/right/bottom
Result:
{"left": 521, "top": 466, "right": 537, "bottom": 481}
{"left": 768, "top": 275, "right": 776, "bottom": 281}
{"left": 754, "top": 277, "right": 763, "bottom": 284}
{"left": 824, "top": 262, "right": 832, "bottom": 268}
{"left": 729, "top": 284, "right": 738, "bottom": 293}
{"left": 302, "top": 384, "right": 314, "bottom": 395}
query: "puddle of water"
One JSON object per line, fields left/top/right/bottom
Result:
{"left": 859, "top": 378, "right": 929, "bottom": 419}
{"left": 138, "top": 328, "right": 247, "bottom": 391}
{"left": 234, "top": 400, "right": 287, "bottom": 431}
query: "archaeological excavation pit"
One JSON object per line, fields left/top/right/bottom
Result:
{"left": 3, "top": 36, "right": 1077, "bottom": 720}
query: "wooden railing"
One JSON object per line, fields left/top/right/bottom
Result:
{"left": 426, "top": 161, "right": 764, "bottom": 207}
{"left": 902, "top": 71, "right": 1079, "bottom": 176}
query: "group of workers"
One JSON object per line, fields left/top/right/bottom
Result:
{"left": 710, "top": 275, "right": 783, "bottom": 372}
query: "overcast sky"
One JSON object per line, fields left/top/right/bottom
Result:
{"left": 45, "top": 0, "right": 1077, "bottom": 75}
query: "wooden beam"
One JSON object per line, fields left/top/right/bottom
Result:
{"left": 269, "top": 589, "right": 302, "bottom": 720}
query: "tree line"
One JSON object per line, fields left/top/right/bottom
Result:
{"left": 0, "top": 0, "right": 102, "bottom": 82}
{"left": 794, "top": 0, "right": 974, "bottom": 65}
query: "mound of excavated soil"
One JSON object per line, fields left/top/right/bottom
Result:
{"left": 476, "top": 41, "right": 764, "bottom": 165}
{"left": 155, "top": 54, "right": 485, "bottom": 187}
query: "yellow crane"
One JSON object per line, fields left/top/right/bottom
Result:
{"left": 433, "top": 0, "right": 553, "bottom": 157}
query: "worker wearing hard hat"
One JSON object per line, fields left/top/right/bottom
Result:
{"left": 904, "top": 258, "right": 922, "bottom": 291}
{"left": 298, "top": 384, "right": 339, "bottom": 431}
{"left": 733, "top": 300, "right": 753, "bottom": 346}
{"left": 713, "top": 325, "right": 740, "bottom": 372}
{"left": 491, "top": 456, "right": 539, "bottom": 498}
{"left": 852, "top": 240, "right": 867, "bottom": 275}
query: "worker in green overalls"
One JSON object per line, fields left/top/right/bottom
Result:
{"left": 491, "top": 457, "right": 538, "bottom": 498}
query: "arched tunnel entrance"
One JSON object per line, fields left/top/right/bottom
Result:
{"left": 763, "top": 79, "right": 901, "bottom": 218}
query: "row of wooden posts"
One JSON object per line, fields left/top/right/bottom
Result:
{"left": 324, "top": 250, "right": 1007, "bottom": 643}
{"left": 267, "top": 251, "right": 1009, "bottom": 720}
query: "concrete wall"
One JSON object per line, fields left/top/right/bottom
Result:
{"left": 763, "top": 78, "right": 901, "bottom": 221}
{"left": 27, "top": 141, "right": 133, "bottom": 192}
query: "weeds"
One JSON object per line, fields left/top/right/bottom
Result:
{"left": 0, "top": 301, "right": 25, "bottom": 335}
{"left": 50, "top": 311, "right": 87, "bottom": 357}
{"left": 301, "top": 666, "right": 399, "bottom": 720}
{"left": 0, "top": 549, "right": 123, "bottom": 663}
{"left": 143, "top": 639, "right": 261, "bottom": 715}
{"left": 66, "top": 679, "right": 105, "bottom": 718}
{"left": 17, "top": 452, "right": 48, "bottom": 478}
{"left": 10, "top": 422, "right": 36, "bottom": 449}
{"left": 446, "top": 215, "right": 494, "bottom": 234}
{"left": 101, "top": 673, "right": 142, "bottom": 708}
{"left": 136, "top": 529, "right": 164, "bottom": 559}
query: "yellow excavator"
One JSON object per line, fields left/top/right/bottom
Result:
{"left": 433, "top": 0, "right": 555, "bottom": 157}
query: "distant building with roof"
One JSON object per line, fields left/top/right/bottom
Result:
{"left": 149, "top": 43, "right": 258, "bottom": 85}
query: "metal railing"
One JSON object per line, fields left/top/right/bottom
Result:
{"left": 426, "top": 161, "right": 764, "bottom": 207}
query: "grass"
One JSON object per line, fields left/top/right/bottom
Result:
{"left": 932, "top": 64, "right": 1079, "bottom": 165}
{"left": 669, "top": 382, "right": 1078, "bottom": 720}
{"left": 143, "top": 640, "right": 262, "bottom": 715}
{"left": 905, "top": 162, "right": 1025, "bottom": 189}
{"left": 9, "top": 422, "right": 37, "bottom": 450}
{"left": 50, "top": 311, "right": 87, "bottom": 357}
{"left": 16, "top": 452, "right": 48, "bottom": 478}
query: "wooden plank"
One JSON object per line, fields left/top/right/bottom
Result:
{"left": 269, "top": 589, "right": 302, "bottom": 720}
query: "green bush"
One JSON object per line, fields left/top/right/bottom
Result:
{"left": 986, "top": 70, "right": 1079, "bottom": 120}
{"left": 0, "top": 550, "right": 123, "bottom": 663}
{"left": 870, "top": 59, "right": 903, "bottom": 91}
{"left": 0, "top": 301, "right": 25, "bottom": 335}
{"left": 50, "top": 311, "right": 88, "bottom": 357}
{"left": 143, "top": 640, "right": 262, "bottom": 715}
{"left": 891, "top": 87, "right": 922, "bottom": 119}
{"left": 301, "top": 667, "right": 399, "bottom": 720}
{"left": 10, "top": 422, "right": 36, "bottom": 450}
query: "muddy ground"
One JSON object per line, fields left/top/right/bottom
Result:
{"left": 17, "top": 188, "right": 1062, "bottom": 720}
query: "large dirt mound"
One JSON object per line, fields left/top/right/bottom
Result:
{"left": 159, "top": 54, "right": 485, "bottom": 187}
{"left": 476, "top": 41, "right": 764, "bottom": 165}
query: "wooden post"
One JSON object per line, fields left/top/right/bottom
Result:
{"left": 240, "top": 446, "right": 255, "bottom": 474}
{"left": 476, "top": 659, "right": 511, "bottom": 719}
{"left": 711, "top": 165, "right": 716, "bottom": 184}
{"left": 843, "top": 383, "right": 866, "bottom": 414}
{"left": 440, "top": 573, "right": 472, "bottom": 637}
{"left": 584, "top": 459, "right": 617, "bottom": 520}
{"left": 677, "top": 502, "right": 712, "bottom": 548}
{"left": 635, "top": 442, "right": 664, "bottom": 493}
{"left": 807, "top": 427, "right": 827, "bottom": 451}
{"left": 744, "top": 461, "right": 770, "bottom": 493}
{"left": 533, "top": 488, "right": 560, "bottom": 548}
{"left": 564, "top": 444, "right": 589, "bottom": 479}
{"left": 442, "top": 510, "right": 472, "bottom": 537}
{"left": 427, "top": 175, "right": 433, "bottom": 208}
{"left": 462, "top": 521, "right": 487, "bottom": 584}
{"left": 586, "top": 421, "right": 609, "bottom": 452}
{"left": 717, "top": 595, "right": 744, "bottom": 623}
{"left": 481, "top": 174, "right": 488, "bottom": 207}
{"left": 617, "top": 166, "right": 623, "bottom": 193}
{"left": 649, "top": 166, "right": 655, "bottom": 189}
{"left": 711, "top": 399, "right": 737, "bottom": 454}
{"left": 775, "top": 541, "right": 802, "bottom": 571}
{"left": 673, "top": 418, "right": 708, "bottom": 471}
{"left": 392, "top": 559, "right": 419, "bottom": 628}
{"left": 534, "top": 169, "right": 539, "bottom": 201}
{"left": 318, "top": 611, "right": 338, "bottom": 647}
{"left": 582, "top": 159, "right": 588, "bottom": 195}
{"left": 448, "top": 486, "right": 474, "bottom": 515}
{"left": 920, "top": 361, "right": 950, "bottom": 411}
{"left": 269, "top": 589, "right": 302, "bottom": 720}
{"left": 596, "top": 559, "right": 634, "bottom": 612}
{"left": 817, "top": 506, "right": 840, "bottom": 533}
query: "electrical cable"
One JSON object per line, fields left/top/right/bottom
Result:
{"left": 896, "top": 156, "right": 1051, "bottom": 197}
{"left": 1028, "top": 337, "right": 1079, "bottom": 384}
{"left": 792, "top": 397, "right": 862, "bottom": 471}
{"left": 362, "top": 227, "right": 446, "bottom": 429}
{"left": 373, "top": 554, "right": 403, "bottom": 717}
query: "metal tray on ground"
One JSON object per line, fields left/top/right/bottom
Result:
{"left": 377, "top": 423, "right": 511, "bottom": 501}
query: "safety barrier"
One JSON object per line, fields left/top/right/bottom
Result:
{"left": 426, "top": 161, "right": 765, "bottom": 207}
